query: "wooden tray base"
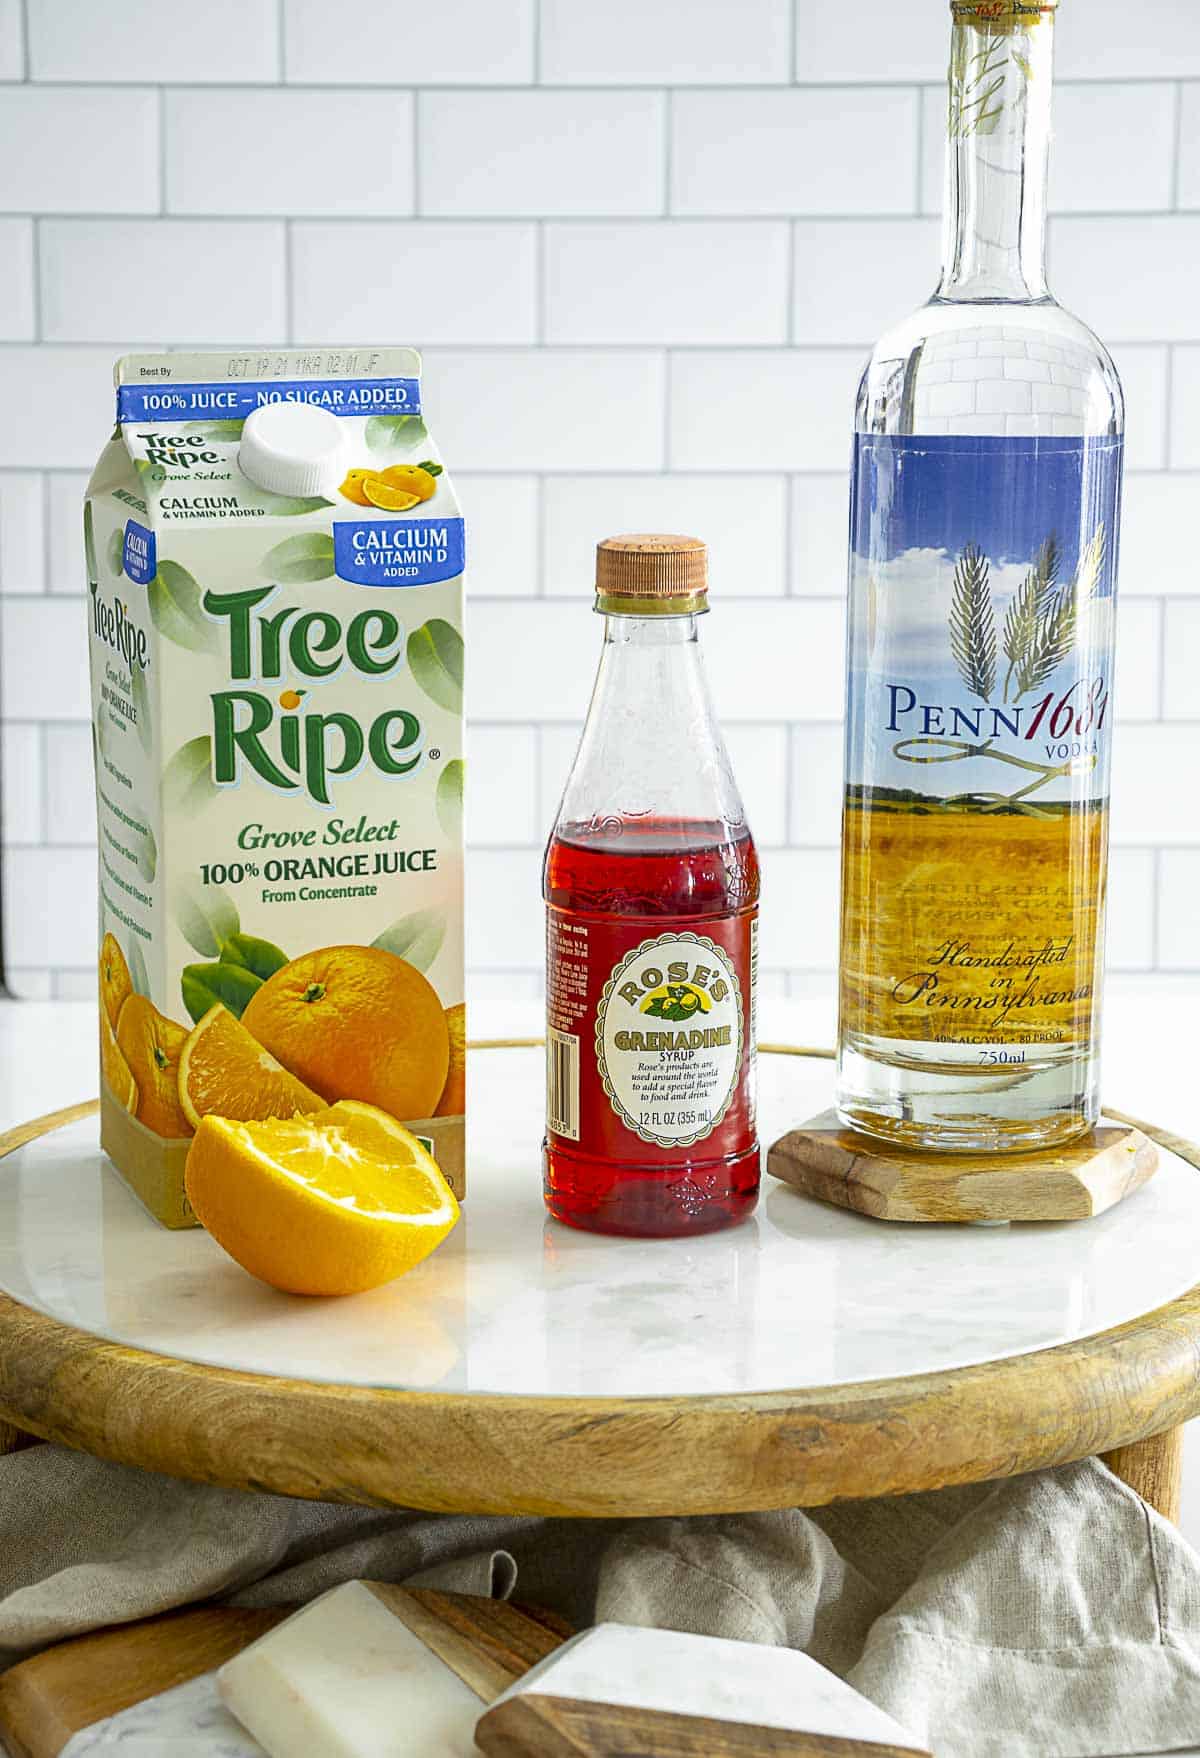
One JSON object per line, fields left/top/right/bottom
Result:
{"left": 767, "top": 1110, "right": 1159, "bottom": 1223}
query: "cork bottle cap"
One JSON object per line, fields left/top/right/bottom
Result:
{"left": 594, "top": 533, "right": 709, "bottom": 616}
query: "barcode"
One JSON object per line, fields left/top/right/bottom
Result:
{"left": 546, "top": 1027, "right": 580, "bottom": 1141}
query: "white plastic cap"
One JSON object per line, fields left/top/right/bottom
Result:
{"left": 238, "top": 401, "right": 347, "bottom": 499}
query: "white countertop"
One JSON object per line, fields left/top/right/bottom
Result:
{"left": 8, "top": 1039, "right": 1200, "bottom": 1398}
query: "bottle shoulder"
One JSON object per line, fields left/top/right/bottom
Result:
{"left": 548, "top": 620, "right": 755, "bottom": 859}
{"left": 856, "top": 297, "right": 1124, "bottom": 439}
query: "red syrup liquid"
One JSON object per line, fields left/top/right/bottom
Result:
{"left": 543, "top": 815, "right": 761, "bottom": 1238}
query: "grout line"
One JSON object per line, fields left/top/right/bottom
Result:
{"left": 156, "top": 87, "right": 167, "bottom": 215}
{"left": 532, "top": 721, "right": 545, "bottom": 830}
{"left": 914, "top": 81, "right": 925, "bottom": 214}
{"left": 785, "top": 218, "right": 796, "bottom": 345}
{"left": 789, "top": 0, "right": 799, "bottom": 83}
{"left": 1163, "top": 341, "right": 1175, "bottom": 466}
{"left": 17, "top": 0, "right": 27, "bottom": 81}
{"left": 0, "top": 207, "right": 1190, "bottom": 226}
{"left": 1170, "top": 81, "right": 1183, "bottom": 211}
{"left": 662, "top": 349, "right": 672, "bottom": 469}
{"left": 276, "top": 0, "right": 287, "bottom": 81}
{"left": 532, "top": 0, "right": 542, "bottom": 84}
{"left": 39, "top": 470, "right": 49, "bottom": 589}
{"left": 8, "top": 76, "right": 1194, "bottom": 93}
{"left": 29, "top": 215, "right": 41, "bottom": 343}
{"left": 283, "top": 218, "right": 295, "bottom": 345}
{"left": 534, "top": 472, "right": 546, "bottom": 594}
{"left": 534, "top": 219, "right": 545, "bottom": 344}
{"left": 662, "top": 88, "right": 673, "bottom": 216}
{"left": 36, "top": 721, "right": 47, "bottom": 842}
{"left": 782, "top": 470, "right": 794, "bottom": 593}
{"left": 782, "top": 723, "right": 794, "bottom": 842}
{"left": 412, "top": 90, "right": 422, "bottom": 216}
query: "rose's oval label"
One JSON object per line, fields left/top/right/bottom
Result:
{"left": 595, "top": 932, "right": 744, "bottom": 1148}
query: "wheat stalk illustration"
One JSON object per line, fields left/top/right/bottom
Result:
{"left": 888, "top": 526, "right": 1108, "bottom": 816}
{"left": 949, "top": 542, "right": 997, "bottom": 701}
{"left": 1007, "top": 524, "right": 1106, "bottom": 699}
{"left": 1001, "top": 534, "right": 1060, "bottom": 702}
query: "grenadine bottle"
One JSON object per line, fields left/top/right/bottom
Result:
{"left": 542, "top": 533, "right": 760, "bottom": 1238}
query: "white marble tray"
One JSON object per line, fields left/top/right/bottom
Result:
{"left": 0, "top": 1044, "right": 1196, "bottom": 1398}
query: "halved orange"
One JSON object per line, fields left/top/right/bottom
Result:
{"left": 184, "top": 1100, "right": 460, "bottom": 1296}
{"left": 178, "top": 1004, "right": 325, "bottom": 1132}
{"left": 116, "top": 994, "right": 192, "bottom": 1138}
{"left": 362, "top": 479, "right": 421, "bottom": 512}
{"left": 379, "top": 465, "right": 438, "bottom": 503}
{"left": 100, "top": 932, "right": 132, "bottom": 1031}
{"left": 434, "top": 1001, "right": 466, "bottom": 1117}
{"left": 100, "top": 1007, "right": 138, "bottom": 1113}
{"left": 339, "top": 467, "right": 384, "bottom": 507}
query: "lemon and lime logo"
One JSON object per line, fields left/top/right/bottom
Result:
{"left": 204, "top": 584, "right": 424, "bottom": 808}
{"left": 597, "top": 934, "right": 743, "bottom": 1149}
{"left": 639, "top": 981, "right": 710, "bottom": 1022}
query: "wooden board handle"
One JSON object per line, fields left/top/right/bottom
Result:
{"left": 476, "top": 1695, "right": 932, "bottom": 1756}
{"left": 0, "top": 1605, "right": 292, "bottom": 1758}
{"left": 365, "top": 1585, "right": 568, "bottom": 1703}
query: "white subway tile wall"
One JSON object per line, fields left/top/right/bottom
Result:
{"left": 0, "top": 0, "right": 1196, "bottom": 1003}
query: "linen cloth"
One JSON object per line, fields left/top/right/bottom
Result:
{"left": 1, "top": 1442, "right": 1199, "bottom": 1757}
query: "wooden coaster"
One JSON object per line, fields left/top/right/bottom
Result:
{"left": 767, "top": 1109, "right": 1159, "bottom": 1223}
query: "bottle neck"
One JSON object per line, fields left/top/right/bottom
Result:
{"left": 552, "top": 610, "right": 749, "bottom": 838}
{"left": 602, "top": 610, "right": 701, "bottom": 650}
{"left": 937, "top": 4, "right": 1054, "bottom": 304}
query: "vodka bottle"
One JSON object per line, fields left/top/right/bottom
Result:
{"left": 837, "top": 0, "right": 1123, "bottom": 1151}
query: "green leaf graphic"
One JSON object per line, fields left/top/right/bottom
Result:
{"left": 174, "top": 875, "right": 239, "bottom": 958}
{"left": 131, "top": 661, "right": 153, "bottom": 755}
{"left": 435, "top": 759, "right": 464, "bottom": 838}
{"left": 416, "top": 459, "right": 443, "bottom": 477}
{"left": 163, "top": 736, "right": 220, "bottom": 814}
{"left": 365, "top": 413, "right": 427, "bottom": 453}
{"left": 220, "top": 932, "right": 288, "bottom": 982}
{"left": 644, "top": 985, "right": 702, "bottom": 1022}
{"left": 262, "top": 531, "right": 336, "bottom": 584}
{"left": 408, "top": 618, "right": 463, "bottom": 714}
{"left": 133, "top": 822, "right": 157, "bottom": 884}
{"left": 106, "top": 527, "right": 124, "bottom": 579}
{"left": 372, "top": 908, "right": 446, "bottom": 973}
{"left": 128, "top": 936, "right": 151, "bottom": 999}
{"left": 148, "top": 559, "right": 220, "bottom": 655}
{"left": 83, "top": 501, "right": 97, "bottom": 584}
{"left": 181, "top": 960, "right": 262, "bottom": 1024}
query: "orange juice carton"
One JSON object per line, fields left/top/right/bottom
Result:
{"left": 86, "top": 349, "right": 465, "bottom": 1227}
